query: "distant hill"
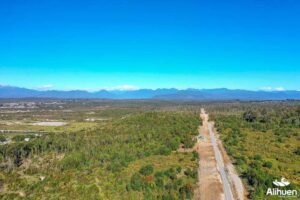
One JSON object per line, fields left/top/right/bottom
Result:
{"left": 0, "top": 85, "right": 300, "bottom": 100}
{"left": 153, "top": 88, "right": 300, "bottom": 100}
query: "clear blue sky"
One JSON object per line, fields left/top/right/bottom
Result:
{"left": 1, "top": 0, "right": 299, "bottom": 90}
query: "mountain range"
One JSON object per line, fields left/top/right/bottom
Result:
{"left": 1, "top": 85, "right": 300, "bottom": 100}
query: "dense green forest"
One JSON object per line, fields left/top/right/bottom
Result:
{"left": 212, "top": 103, "right": 300, "bottom": 199}
{"left": 0, "top": 104, "right": 200, "bottom": 199}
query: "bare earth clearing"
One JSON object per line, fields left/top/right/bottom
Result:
{"left": 31, "top": 122, "right": 67, "bottom": 126}
{"left": 193, "top": 109, "right": 246, "bottom": 200}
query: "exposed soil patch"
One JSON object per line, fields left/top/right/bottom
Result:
{"left": 31, "top": 122, "right": 67, "bottom": 126}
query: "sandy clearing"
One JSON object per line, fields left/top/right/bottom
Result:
{"left": 31, "top": 122, "right": 67, "bottom": 126}
{"left": 0, "top": 121, "right": 24, "bottom": 125}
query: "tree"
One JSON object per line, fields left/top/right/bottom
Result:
{"left": 243, "top": 110, "right": 257, "bottom": 122}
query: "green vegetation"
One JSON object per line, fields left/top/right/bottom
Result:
{"left": 2, "top": 99, "right": 299, "bottom": 199}
{"left": 122, "top": 153, "right": 197, "bottom": 199}
{"left": 213, "top": 104, "right": 300, "bottom": 199}
{"left": 0, "top": 135, "right": 6, "bottom": 142}
{"left": 0, "top": 100, "right": 200, "bottom": 199}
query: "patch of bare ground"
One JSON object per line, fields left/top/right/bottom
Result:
{"left": 31, "top": 121, "right": 67, "bottom": 126}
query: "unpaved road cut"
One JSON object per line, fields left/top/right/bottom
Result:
{"left": 193, "top": 109, "right": 245, "bottom": 200}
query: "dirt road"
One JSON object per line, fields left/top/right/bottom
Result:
{"left": 193, "top": 109, "right": 245, "bottom": 200}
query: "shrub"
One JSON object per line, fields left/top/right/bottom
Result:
{"left": 263, "top": 161, "right": 273, "bottom": 169}
{"left": 154, "top": 171, "right": 164, "bottom": 178}
{"left": 60, "top": 152, "right": 87, "bottom": 170}
{"left": 192, "top": 151, "right": 198, "bottom": 161}
{"left": 243, "top": 110, "right": 257, "bottom": 122}
{"left": 168, "top": 137, "right": 180, "bottom": 150}
{"left": 130, "top": 173, "right": 143, "bottom": 191}
{"left": 253, "top": 154, "right": 262, "bottom": 160}
{"left": 0, "top": 135, "right": 6, "bottom": 142}
{"left": 139, "top": 164, "right": 154, "bottom": 176}
{"left": 158, "top": 146, "right": 171, "bottom": 155}
{"left": 164, "top": 168, "right": 176, "bottom": 179}
{"left": 162, "top": 194, "right": 176, "bottom": 200}
{"left": 184, "top": 168, "right": 197, "bottom": 179}
{"left": 155, "top": 177, "right": 164, "bottom": 188}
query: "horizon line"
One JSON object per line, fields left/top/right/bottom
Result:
{"left": 1, "top": 84, "right": 299, "bottom": 92}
